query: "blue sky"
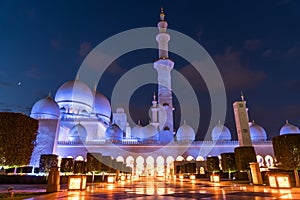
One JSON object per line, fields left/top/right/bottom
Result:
{"left": 0, "top": 0, "right": 300, "bottom": 139}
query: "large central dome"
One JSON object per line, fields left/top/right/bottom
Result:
{"left": 55, "top": 80, "right": 94, "bottom": 113}
{"left": 93, "top": 91, "right": 111, "bottom": 120}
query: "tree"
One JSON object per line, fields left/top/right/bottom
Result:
{"left": 39, "top": 154, "right": 58, "bottom": 173}
{"left": 272, "top": 134, "right": 300, "bottom": 186}
{"left": 74, "top": 161, "right": 86, "bottom": 174}
{"left": 60, "top": 158, "right": 74, "bottom": 175}
{"left": 0, "top": 112, "right": 38, "bottom": 166}
{"left": 86, "top": 153, "right": 102, "bottom": 173}
{"left": 221, "top": 153, "right": 237, "bottom": 179}
{"left": 206, "top": 156, "right": 220, "bottom": 173}
{"left": 234, "top": 146, "right": 256, "bottom": 171}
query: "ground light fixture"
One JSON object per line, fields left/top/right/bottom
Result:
{"left": 190, "top": 175, "right": 196, "bottom": 180}
{"left": 268, "top": 174, "right": 291, "bottom": 189}
{"left": 210, "top": 174, "right": 220, "bottom": 183}
{"left": 68, "top": 175, "right": 87, "bottom": 190}
{"left": 107, "top": 176, "right": 116, "bottom": 183}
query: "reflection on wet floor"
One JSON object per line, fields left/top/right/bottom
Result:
{"left": 6, "top": 176, "right": 300, "bottom": 199}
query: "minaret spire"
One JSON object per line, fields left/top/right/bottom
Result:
{"left": 160, "top": 7, "right": 165, "bottom": 21}
{"left": 241, "top": 91, "right": 245, "bottom": 101}
{"left": 154, "top": 7, "right": 174, "bottom": 132}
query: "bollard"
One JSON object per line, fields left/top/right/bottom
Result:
{"left": 46, "top": 166, "right": 60, "bottom": 193}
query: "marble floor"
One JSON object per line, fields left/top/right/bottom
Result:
{"left": 2, "top": 176, "right": 300, "bottom": 199}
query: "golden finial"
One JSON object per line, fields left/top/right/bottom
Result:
{"left": 160, "top": 7, "right": 165, "bottom": 21}
{"left": 241, "top": 91, "right": 245, "bottom": 101}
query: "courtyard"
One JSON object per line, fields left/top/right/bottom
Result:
{"left": 1, "top": 176, "right": 300, "bottom": 199}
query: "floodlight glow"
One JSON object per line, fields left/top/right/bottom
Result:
{"left": 107, "top": 176, "right": 115, "bottom": 183}
{"left": 210, "top": 174, "right": 220, "bottom": 183}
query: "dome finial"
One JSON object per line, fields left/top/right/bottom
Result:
{"left": 153, "top": 91, "right": 156, "bottom": 101}
{"left": 252, "top": 120, "right": 255, "bottom": 124}
{"left": 241, "top": 91, "right": 245, "bottom": 101}
{"left": 138, "top": 120, "right": 141, "bottom": 125}
{"left": 160, "top": 7, "right": 165, "bottom": 21}
{"left": 286, "top": 120, "right": 289, "bottom": 124}
{"left": 48, "top": 92, "right": 51, "bottom": 97}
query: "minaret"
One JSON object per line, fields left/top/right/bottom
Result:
{"left": 150, "top": 93, "right": 160, "bottom": 131}
{"left": 233, "top": 93, "right": 252, "bottom": 146}
{"left": 154, "top": 8, "right": 174, "bottom": 132}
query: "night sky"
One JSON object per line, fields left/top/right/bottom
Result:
{"left": 1, "top": 0, "right": 300, "bottom": 140}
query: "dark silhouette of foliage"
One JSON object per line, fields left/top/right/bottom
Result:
{"left": 272, "top": 134, "right": 300, "bottom": 170}
{"left": 272, "top": 134, "right": 300, "bottom": 186}
{"left": 221, "top": 153, "right": 237, "bottom": 172}
{"left": 0, "top": 112, "right": 38, "bottom": 166}
{"left": 39, "top": 154, "right": 58, "bottom": 173}
{"left": 206, "top": 156, "right": 220, "bottom": 173}
{"left": 60, "top": 158, "right": 74, "bottom": 173}
{"left": 234, "top": 146, "right": 256, "bottom": 171}
{"left": 74, "top": 160, "right": 86, "bottom": 174}
{"left": 86, "top": 153, "right": 102, "bottom": 173}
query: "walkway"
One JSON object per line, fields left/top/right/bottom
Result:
{"left": 1, "top": 176, "right": 300, "bottom": 199}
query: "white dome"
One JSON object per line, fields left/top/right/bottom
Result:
{"left": 69, "top": 124, "right": 87, "bottom": 142}
{"left": 105, "top": 124, "right": 123, "bottom": 140}
{"left": 142, "top": 124, "right": 158, "bottom": 140}
{"left": 131, "top": 123, "right": 144, "bottom": 139}
{"left": 31, "top": 95, "right": 60, "bottom": 119}
{"left": 55, "top": 80, "right": 93, "bottom": 111}
{"left": 249, "top": 121, "right": 267, "bottom": 141}
{"left": 176, "top": 121, "right": 195, "bottom": 141}
{"left": 280, "top": 120, "right": 300, "bottom": 135}
{"left": 93, "top": 92, "right": 111, "bottom": 119}
{"left": 211, "top": 123, "right": 231, "bottom": 141}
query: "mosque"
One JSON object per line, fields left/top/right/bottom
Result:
{"left": 29, "top": 10, "right": 300, "bottom": 176}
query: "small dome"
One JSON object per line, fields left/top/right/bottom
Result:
{"left": 142, "top": 124, "right": 158, "bottom": 140}
{"left": 31, "top": 95, "right": 60, "bottom": 119}
{"left": 176, "top": 121, "right": 195, "bottom": 141}
{"left": 131, "top": 123, "right": 144, "bottom": 139}
{"left": 211, "top": 122, "right": 231, "bottom": 141}
{"left": 280, "top": 120, "right": 300, "bottom": 135}
{"left": 69, "top": 124, "right": 87, "bottom": 142}
{"left": 105, "top": 124, "right": 123, "bottom": 140}
{"left": 55, "top": 80, "right": 93, "bottom": 111}
{"left": 249, "top": 121, "right": 267, "bottom": 141}
{"left": 93, "top": 92, "right": 111, "bottom": 119}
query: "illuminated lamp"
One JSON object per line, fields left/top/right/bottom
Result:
{"left": 179, "top": 175, "right": 184, "bottom": 179}
{"left": 127, "top": 175, "right": 131, "bottom": 180}
{"left": 268, "top": 174, "right": 291, "bottom": 188}
{"left": 107, "top": 176, "right": 116, "bottom": 183}
{"left": 190, "top": 175, "right": 196, "bottom": 180}
{"left": 120, "top": 175, "right": 126, "bottom": 181}
{"left": 68, "top": 175, "right": 87, "bottom": 190}
{"left": 210, "top": 174, "right": 220, "bottom": 183}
